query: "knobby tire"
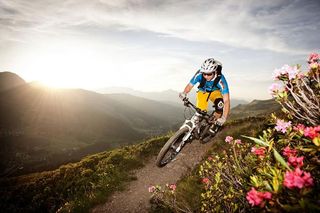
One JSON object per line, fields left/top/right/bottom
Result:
{"left": 156, "top": 127, "right": 189, "bottom": 167}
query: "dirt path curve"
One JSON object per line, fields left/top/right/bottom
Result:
{"left": 91, "top": 136, "right": 218, "bottom": 213}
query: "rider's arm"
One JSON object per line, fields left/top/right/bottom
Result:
{"left": 222, "top": 93, "right": 230, "bottom": 119}
{"left": 183, "top": 83, "right": 194, "bottom": 95}
{"left": 183, "top": 71, "right": 202, "bottom": 95}
{"left": 218, "top": 75, "right": 230, "bottom": 120}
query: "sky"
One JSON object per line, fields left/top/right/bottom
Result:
{"left": 0, "top": 0, "right": 319, "bottom": 101}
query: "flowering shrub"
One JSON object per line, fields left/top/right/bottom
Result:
{"left": 149, "top": 183, "right": 193, "bottom": 212}
{"left": 242, "top": 53, "right": 319, "bottom": 211}
{"left": 269, "top": 53, "right": 320, "bottom": 125}
{"left": 198, "top": 137, "right": 257, "bottom": 212}
{"left": 199, "top": 53, "right": 319, "bottom": 212}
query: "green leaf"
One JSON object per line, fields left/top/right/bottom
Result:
{"left": 241, "top": 135, "right": 270, "bottom": 147}
{"left": 263, "top": 181, "right": 273, "bottom": 191}
{"left": 273, "top": 149, "right": 291, "bottom": 170}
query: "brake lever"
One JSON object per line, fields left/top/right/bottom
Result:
{"left": 183, "top": 100, "right": 189, "bottom": 107}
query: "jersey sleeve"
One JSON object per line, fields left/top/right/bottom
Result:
{"left": 189, "top": 71, "right": 202, "bottom": 85}
{"left": 217, "top": 75, "right": 229, "bottom": 95}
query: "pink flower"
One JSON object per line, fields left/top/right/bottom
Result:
{"left": 309, "top": 62, "right": 319, "bottom": 70}
{"left": 148, "top": 185, "right": 156, "bottom": 193}
{"left": 169, "top": 184, "right": 176, "bottom": 191}
{"left": 308, "top": 53, "right": 319, "bottom": 63}
{"left": 251, "top": 147, "right": 266, "bottom": 158}
{"left": 246, "top": 187, "right": 272, "bottom": 207}
{"left": 287, "top": 66, "right": 299, "bottom": 80}
{"left": 284, "top": 168, "right": 314, "bottom": 189}
{"left": 302, "top": 172, "right": 314, "bottom": 187}
{"left": 304, "top": 126, "right": 320, "bottom": 139}
{"left": 225, "top": 136, "right": 233, "bottom": 143}
{"left": 275, "top": 119, "right": 292, "bottom": 133}
{"left": 208, "top": 156, "right": 213, "bottom": 161}
{"left": 297, "top": 72, "right": 305, "bottom": 79}
{"left": 272, "top": 65, "right": 299, "bottom": 80}
{"left": 268, "top": 83, "right": 282, "bottom": 96}
{"left": 294, "top": 124, "right": 305, "bottom": 134}
{"left": 235, "top": 139, "right": 242, "bottom": 144}
{"left": 202, "top": 177, "right": 210, "bottom": 185}
{"left": 288, "top": 156, "right": 304, "bottom": 168}
{"left": 282, "top": 146, "right": 297, "bottom": 158}
{"left": 273, "top": 66, "right": 287, "bottom": 80}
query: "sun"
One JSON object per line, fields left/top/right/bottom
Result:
{"left": 16, "top": 38, "right": 164, "bottom": 91}
{"left": 20, "top": 40, "right": 117, "bottom": 89}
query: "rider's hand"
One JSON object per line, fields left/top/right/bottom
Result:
{"left": 179, "top": 92, "right": 187, "bottom": 100}
{"left": 216, "top": 116, "right": 226, "bottom": 126}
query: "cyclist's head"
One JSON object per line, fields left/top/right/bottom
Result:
{"left": 200, "top": 58, "right": 222, "bottom": 75}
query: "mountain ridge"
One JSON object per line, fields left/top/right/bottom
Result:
{"left": 0, "top": 71, "right": 26, "bottom": 92}
{"left": 0, "top": 72, "right": 184, "bottom": 176}
{"left": 97, "top": 86, "right": 249, "bottom": 108}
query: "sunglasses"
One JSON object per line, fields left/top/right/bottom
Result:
{"left": 203, "top": 72, "right": 214, "bottom": 76}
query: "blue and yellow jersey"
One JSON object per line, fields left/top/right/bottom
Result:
{"left": 190, "top": 71, "right": 229, "bottom": 95}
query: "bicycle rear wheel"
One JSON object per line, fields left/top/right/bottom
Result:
{"left": 156, "top": 127, "right": 189, "bottom": 167}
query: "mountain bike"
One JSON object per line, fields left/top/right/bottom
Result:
{"left": 156, "top": 97, "right": 222, "bottom": 167}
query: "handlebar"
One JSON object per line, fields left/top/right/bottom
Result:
{"left": 181, "top": 97, "right": 209, "bottom": 116}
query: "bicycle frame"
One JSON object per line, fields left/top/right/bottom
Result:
{"left": 178, "top": 98, "right": 212, "bottom": 148}
{"left": 156, "top": 97, "right": 219, "bottom": 167}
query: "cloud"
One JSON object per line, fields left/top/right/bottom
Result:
{"left": 1, "top": 0, "right": 319, "bottom": 100}
{"left": 1, "top": 0, "right": 319, "bottom": 53}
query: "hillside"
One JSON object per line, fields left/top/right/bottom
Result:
{"left": 0, "top": 117, "right": 268, "bottom": 213}
{"left": 0, "top": 73, "right": 184, "bottom": 176}
{"left": 228, "top": 98, "right": 281, "bottom": 120}
{"left": 0, "top": 71, "right": 26, "bottom": 92}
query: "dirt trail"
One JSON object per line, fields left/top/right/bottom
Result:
{"left": 91, "top": 136, "right": 217, "bottom": 213}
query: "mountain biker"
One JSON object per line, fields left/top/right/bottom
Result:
{"left": 179, "top": 58, "right": 230, "bottom": 133}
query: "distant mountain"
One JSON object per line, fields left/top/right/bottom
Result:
{"left": 106, "top": 93, "right": 184, "bottom": 128}
{"left": 0, "top": 71, "right": 26, "bottom": 92}
{"left": 0, "top": 74, "right": 184, "bottom": 176}
{"left": 97, "top": 87, "right": 248, "bottom": 108}
{"left": 229, "top": 99, "right": 281, "bottom": 120}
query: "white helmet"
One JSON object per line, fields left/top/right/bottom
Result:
{"left": 200, "top": 58, "right": 222, "bottom": 74}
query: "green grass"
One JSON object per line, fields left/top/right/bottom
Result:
{"left": 0, "top": 135, "right": 170, "bottom": 213}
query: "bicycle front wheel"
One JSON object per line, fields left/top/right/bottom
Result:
{"left": 156, "top": 127, "right": 189, "bottom": 167}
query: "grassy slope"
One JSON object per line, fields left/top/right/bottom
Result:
{"left": 0, "top": 116, "right": 268, "bottom": 213}
{"left": 0, "top": 135, "right": 171, "bottom": 213}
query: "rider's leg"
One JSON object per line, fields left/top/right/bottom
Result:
{"left": 208, "top": 91, "right": 224, "bottom": 121}
{"left": 208, "top": 91, "right": 224, "bottom": 135}
{"left": 213, "top": 98, "right": 224, "bottom": 120}
{"left": 196, "top": 91, "right": 210, "bottom": 111}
